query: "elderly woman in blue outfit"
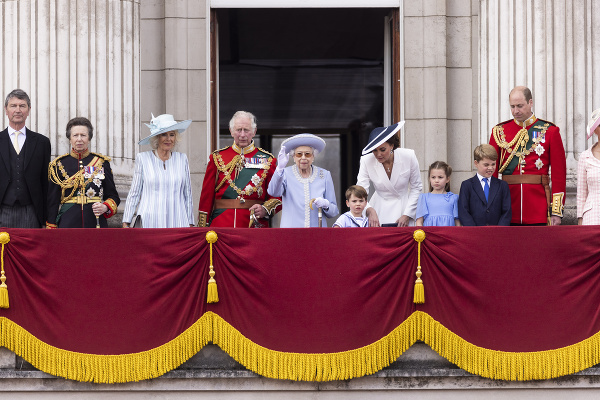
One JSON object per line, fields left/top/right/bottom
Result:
{"left": 267, "top": 134, "right": 339, "bottom": 227}
{"left": 122, "top": 114, "right": 195, "bottom": 228}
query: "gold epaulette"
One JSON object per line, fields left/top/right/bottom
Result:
{"left": 536, "top": 118, "right": 556, "bottom": 127}
{"left": 48, "top": 154, "right": 70, "bottom": 179}
{"left": 212, "top": 146, "right": 231, "bottom": 155}
{"left": 257, "top": 147, "right": 275, "bottom": 158}
{"left": 495, "top": 119, "right": 513, "bottom": 127}
{"left": 49, "top": 153, "right": 69, "bottom": 166}
{"left": 91, "top": 152, "right": 111, "bottom": 162}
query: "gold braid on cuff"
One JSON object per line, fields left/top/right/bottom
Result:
{"left": 551, "top": 193, "right": 564, "bottom": 217}
{"left": 262, "top": 199, "right": 282, "bottom": 216}
{"left": 198, "top": 211, "right": 208, "bottom": 227}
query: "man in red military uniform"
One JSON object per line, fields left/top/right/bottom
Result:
{"left": 198, "top": 111, "right": 281, "bottom": 227}
{"left": 489, "top": 86, "right": 566, "bottom": 225}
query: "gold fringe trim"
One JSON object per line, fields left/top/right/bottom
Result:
{"left": 414, "top": 311, "right": 600, "bottom": 381}
{"left": 3, "top": 311, "right": 600, "bottom": 383}
{"left": 0, "top": 315, "right": 213, "bottom": 383}
{"left": 209, "top": 312, "right": 417, "bottom": 381}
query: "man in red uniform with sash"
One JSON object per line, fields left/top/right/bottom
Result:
{"left": 489, "top": 86, "right": 566, "bottom": 225}
{"left": 198, "top": 111, "right": 281, "bottom": 227}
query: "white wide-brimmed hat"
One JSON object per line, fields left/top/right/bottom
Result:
{"left": 587, "top": 108, "right": 600, "bottom": 139}
{"left": 281, "top": 133, "right": 326, "bottom": 154}
{"left": 139, "top": 114, "right": 192, "bottom": 145}
{"left": 361, "top": 121, "right": 405, "bottom": 155}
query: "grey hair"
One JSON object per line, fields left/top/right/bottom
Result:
{"left": 229, "top": 111, "right": 257, "bottom": 130}
{"left": 149, "top": 130, "right": 181, "bottom": 150}
{"left": 4, "top": 89, "right": 31, "bottom": 108}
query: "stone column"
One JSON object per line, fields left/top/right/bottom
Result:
{"left": 140, "top": 0, "right": 208, "bottom": 216}
{"left": 480, "top": 0, "right": 600, "bottom": 222}
{"left": 402, "top": 0, "right": 477, "bottom": 191}
{"left": 0, "top": 0, "right": 140, "bottom": 194}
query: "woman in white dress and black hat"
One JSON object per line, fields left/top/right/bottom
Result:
{"left": 356, "top": 122, "right": 423, "bottom": 227}
{"left": 122, "top": 114, "right": 195, "bottom": 228}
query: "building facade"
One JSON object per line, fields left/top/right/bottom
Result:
{"left": 1, "top": 1, "right": 600, "bottom": 393}
{"left": 2, "top": 0, "right": 598, "bottom": 224}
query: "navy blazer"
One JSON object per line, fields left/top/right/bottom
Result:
{"left": 458, "top": 175, "right": 511, "bottom": 226}
{"left": 0, "top": 128, "right": 51, "bottom": 225}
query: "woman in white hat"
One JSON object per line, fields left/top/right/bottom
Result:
{"left": 122, "top": 114, "right": 195, "bottom": 228}
{"left": 267, "top": 134, "right": 339, "bottom": 227}
{"left": 356, "top": 122, "right": 423, "bottom": 227}
{"left": 577, "top": 108, "right": 600, "bottom": 225}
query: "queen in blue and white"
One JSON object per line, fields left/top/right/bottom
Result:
{"left": 122, "top": 114, "right": 195, "bottom": 228}
{"left": 267, "top": 134, "right": 338, "bottom": 227}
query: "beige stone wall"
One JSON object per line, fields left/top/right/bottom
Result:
{"left": 479, "top": 1, "right": 600, "bottom": 223}
{"left": 403, "top": 0, "right": 477, "bottom": 193}
{"left": 140, "top": 0, "right": 208, "bottom": 219}
{"left": 0, "top": 0, "right": 140, "bottom": 189}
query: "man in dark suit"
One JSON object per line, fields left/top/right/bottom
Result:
{"left": 458, "top": 144, "right": 512, "bottom": 226}
{"left": 0, "top": 89, "right": 51, "bottom": 228}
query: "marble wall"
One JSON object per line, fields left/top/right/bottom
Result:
{"left": 0, "top": 0, "right": 140, "bottom": 187}
{"left": 2, "top": 0, "right": 596, "bottom": 224}
{"left": 480, "top": 0, "right": 600, "bottom": 222}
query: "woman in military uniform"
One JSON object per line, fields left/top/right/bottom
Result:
{"left": 46, "top": 117, "right": 120, "bottom": 228}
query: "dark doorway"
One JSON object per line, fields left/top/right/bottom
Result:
{"left": 216, "top": 8, "right": 389, "bottom": 211}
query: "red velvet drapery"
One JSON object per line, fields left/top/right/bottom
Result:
{"left": 1, "top": 226, "right": 599, "bottom": 382}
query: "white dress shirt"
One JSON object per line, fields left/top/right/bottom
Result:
{"left": 477, "top": 173, "right": 491, "bottom": 191}
{"left": 8, "top": 126, "right": 26, "bottom": 151}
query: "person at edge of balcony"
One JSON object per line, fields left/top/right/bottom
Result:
{"left": 47, "top": 117, "right": 120, "bottom": 228}
{"left": 356, "top": 121, "right": 423, "bottom": 227}
{"left": 122, "top": 114, "right": 194, "bottom": 228}
{"left": 489, "top": 86, "right": 566, "bottom": 226}
{"left": 577, "top": 108, "right": 600, "bottom": 225}
{"left": 198, "top": 111, "right": 281, "bottom": 228}
{"left": 0, "top": 89, "right": 51, "bottom": 228}
{"left": 267, "top": 133, "right": 339, "bottom": 227}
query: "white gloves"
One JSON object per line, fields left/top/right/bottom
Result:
{"left": 312, "top": 197, "right": 330, "bottom": 210}
{"left": 277, "top": 145, "right": 289, "bottom": 171}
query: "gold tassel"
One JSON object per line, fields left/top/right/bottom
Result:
{"left": 0, "top": 232, "right": 10, "bottom": 308}
{"left": 206, "top": 231, "right": 219, "bottom": 303}
{"left": 413, "top": 229, "right": 425, "bottom": 304}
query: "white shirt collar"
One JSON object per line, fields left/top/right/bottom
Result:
{"left": 8, "top": 126, "right": 27, "bottom": 137}
{"left": 476, "top": 173, "right": 490, "bottom": 187}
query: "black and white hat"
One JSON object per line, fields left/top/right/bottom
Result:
{"left": 361, "top": 121, "right": 405, "bottom": 155}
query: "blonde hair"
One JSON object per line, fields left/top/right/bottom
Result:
{"left": 473, "top": 144, "right": 498, "bottom": 162}
{"left": 149, "top": 130, "right": 181, "bottom": 150}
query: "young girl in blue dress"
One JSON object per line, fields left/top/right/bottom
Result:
{"left": 415, "top": 161, "right": 461, "bottom": 226}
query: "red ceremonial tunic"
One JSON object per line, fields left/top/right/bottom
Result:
{"left": 198, "top": 142, "right": 281, "bottom": 228}
{"left": 489, "top": 117, "right": 566, "bottom": 225}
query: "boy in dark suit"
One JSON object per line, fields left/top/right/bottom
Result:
{"left": 458, "top": 144, "right": 511, "bottom": 226}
